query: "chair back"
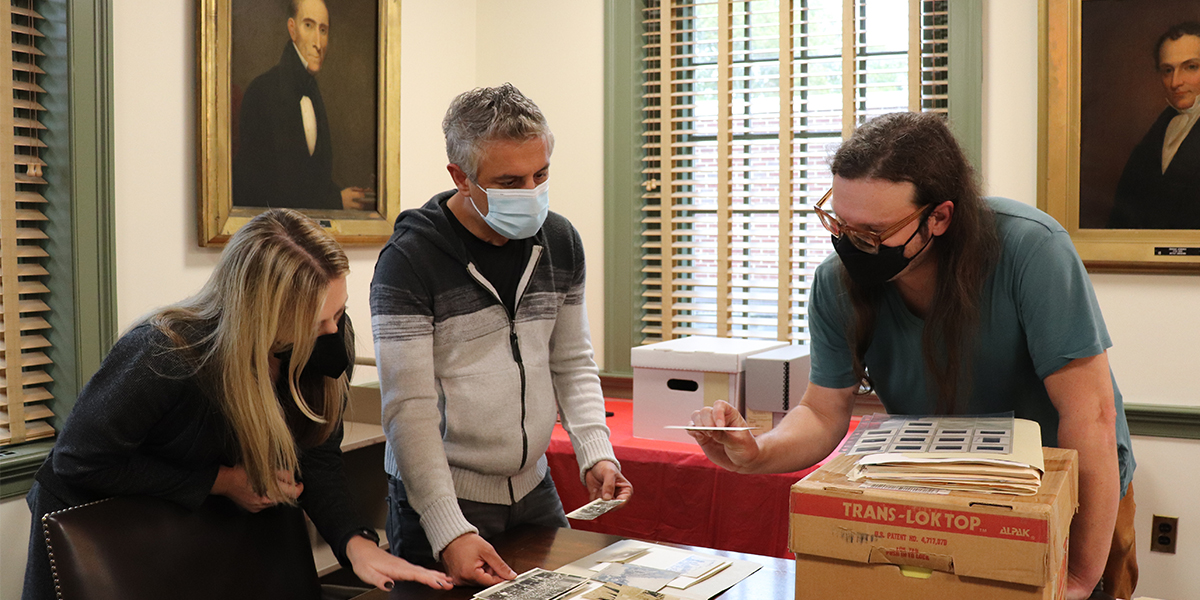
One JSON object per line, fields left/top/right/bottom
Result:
{"left": 43, "top": 495, "right": 322, "bottom": 600}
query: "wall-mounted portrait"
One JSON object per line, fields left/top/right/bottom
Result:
{"left": 1079, "top": 2, "right": 1200, "bottom": 231}
{"left": 1041, "top": 0, "right": 1200, "bottom": 271}
{"left": 198, "top": 0, "right": 400, "bottom": 246}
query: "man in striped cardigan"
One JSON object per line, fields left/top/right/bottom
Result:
{"left": 371, "top": 84, "right": 632, "bottom": 587}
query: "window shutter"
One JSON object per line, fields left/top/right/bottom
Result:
{"left": 919, "top": 1, "right": 948, "bottom": 114}
{"left": 2, "top": 0, "right": 56, "bottom": 445}
{"left": 640, "top": 0, "right": 949, "bottom": 345}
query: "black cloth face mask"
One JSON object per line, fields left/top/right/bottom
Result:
{"left": 274, "top": 314, "right": 350, "bottom": 379}
{"left": 833, "top": 225, "right": 933, "bottom": 288}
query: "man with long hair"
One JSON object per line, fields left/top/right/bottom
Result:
{"left": 691, "top": 113, "right": 1136, "bottom": 600}
{"left": 371, "top": 84, "right": 632, "bottom": 586}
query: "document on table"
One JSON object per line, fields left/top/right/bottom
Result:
{"left": 555, "top": 539, "right": 761, "bottom": 600}
{"left": 478, "top": 569, "right": 681, "bottom": 600}
{"left": 581, "top": 583, "right": 673, "bottom": 599}
{"left": 592, "top": 563, "right": 680, "bottom": 591}
{"left": 474, "top": 568, "right": 590, "bottom": 600}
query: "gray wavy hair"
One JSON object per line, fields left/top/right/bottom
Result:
{"left": 442, "top": 83, "right": 555, "bottom": 181}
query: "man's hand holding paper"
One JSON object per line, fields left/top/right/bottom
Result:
{"left": 586, "top": 459, "right": 634, "bottom": 503}
{"left": 687, "top": 400, "right": 760, "bottom": 473}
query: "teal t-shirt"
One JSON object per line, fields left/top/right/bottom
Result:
{"left": 808, "top": 197, "right": 1135, "bottom": 493}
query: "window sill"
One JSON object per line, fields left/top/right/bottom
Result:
{"left": 0, "top": 440, "right": 54, "bottom": 500}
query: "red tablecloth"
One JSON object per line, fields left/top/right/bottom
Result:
{"left": 547, "top": 399, "right": 856, "bottom": 559}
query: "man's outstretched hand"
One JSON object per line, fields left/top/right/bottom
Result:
{"left": 440, "top": 532, "right": 517, "bottom": 586}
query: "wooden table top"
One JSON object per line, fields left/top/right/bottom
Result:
{"left": 353, "top": 525, "right": 793, "bottom": 600}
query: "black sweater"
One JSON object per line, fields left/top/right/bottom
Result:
{"left": 29, "top": 322, "right": 366, "bottom": 567}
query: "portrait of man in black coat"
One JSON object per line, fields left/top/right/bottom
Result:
{"left": 232, "top": 0, "right": 374, "bottom": 211}
{"left": 1107, "top": 22, "right": 1200, "bottom": 229}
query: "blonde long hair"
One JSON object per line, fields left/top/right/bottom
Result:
{"left": 148, "top": 209, "right": 350, "bottom": 503}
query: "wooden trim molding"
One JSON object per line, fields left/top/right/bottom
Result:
{"left": 1, "top": 0, "right": 117, "bottom": 500}
{"left": 0, "top": 441, "right": 54, "bottom": 497}
{"left": 1124, "top": 403, "right": 1200, "bottom": 440}
{"left": 602, "top": 0, "right": 642, "bottom": 374}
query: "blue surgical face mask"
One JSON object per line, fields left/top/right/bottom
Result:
{"left": 468, "top": 179, "right": 550, "bottom": 240}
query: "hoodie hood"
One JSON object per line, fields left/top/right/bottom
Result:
{"left": 389, "top": 190, "right": 473, "bottom": 266}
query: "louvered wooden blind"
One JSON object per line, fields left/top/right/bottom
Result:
{"left": 2, "top": 0, "right": 56, "bottom": 446}
{"left": 639, "top": 0, "right": 948, "bottom": 345}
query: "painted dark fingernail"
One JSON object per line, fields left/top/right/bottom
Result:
{"left": 383, "top": 580, "right": 394, "bottom": 591}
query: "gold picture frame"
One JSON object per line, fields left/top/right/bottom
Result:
{"left": 197, "top": 0, "right": 400, "bottom": 246}
{"left": 1038, "top": 0, "right": 1200, "bottom": 272}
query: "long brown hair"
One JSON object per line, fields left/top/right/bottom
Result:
{"left": 147, "top": 209, "right": 351, "bottom": 503}
{"left": 830, "top": 112, "right": 999, "bottom": 413}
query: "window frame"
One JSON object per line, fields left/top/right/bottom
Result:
{"left": 0, "top": 0, "right": 117, "bottom": 499}
{"left": 602, "top": 0, "right": 983, "bottom": 376}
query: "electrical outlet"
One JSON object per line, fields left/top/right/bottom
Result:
{"left": 1150, "top": 515, "right": 1178, "bottom": 554}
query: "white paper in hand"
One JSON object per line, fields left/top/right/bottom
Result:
{"left": 663, "top": 425, "right": 757, "bottom": 432}
{"left": 566, "top": 497, "right": 627, "bottom": 521}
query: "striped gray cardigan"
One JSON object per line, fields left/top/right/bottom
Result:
{"left": 370, "top": 191, "right": 616, "bottom": 556}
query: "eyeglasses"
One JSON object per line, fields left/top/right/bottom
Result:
{"left": 814, "top": 188, "right": 931, "bottom": 254}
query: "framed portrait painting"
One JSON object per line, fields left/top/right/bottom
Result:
{"left": 1039, "top": 0, "right": 1200, "bottom": 271}
{"left": 198, "top": 0, "right": 400, "bottom": 246}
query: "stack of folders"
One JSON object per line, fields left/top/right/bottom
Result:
{"left": 843, "top": 415, "right": 1045, "bottom": 496}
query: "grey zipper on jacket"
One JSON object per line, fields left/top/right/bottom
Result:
{"left": 464, "top": 245, "right": 544, "bottom": 503}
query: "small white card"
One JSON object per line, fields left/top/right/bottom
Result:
{"left": 663, "top": 425, "right": 757, "bottom": 432}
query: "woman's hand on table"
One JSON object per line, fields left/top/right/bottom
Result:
{"left": 346, "top": 535, "right": 454, "bottom": 592}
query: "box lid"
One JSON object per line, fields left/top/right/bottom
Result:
{"left": 630, "top": 337, "right": 788, "bottom": 372}
{"left": 789, "top": 447, "right": 1078, "bottom": 587}
{"left": 743, "top": 344, "right": 811, "bottom": 364}
{"left": 744, "top": 343, "right": 811, "bottom": 360}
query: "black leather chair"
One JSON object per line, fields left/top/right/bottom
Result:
{"left": 42, "top": 495, "right": 323, "bottom": 600}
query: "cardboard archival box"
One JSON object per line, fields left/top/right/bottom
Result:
{"left": 630, "top": 336, "right": 786, "bottom": 443}
{"left": 789, "top": 447, "right": 1078, "bottom": 600}
{"left": 742, "top": 345, "right": 810, "bottom": 434}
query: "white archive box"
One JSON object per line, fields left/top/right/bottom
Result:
{"left": 742, "top": 345, "right": 811, "bottom": 433}
{"left": 630, "top": 336, "right": 787, "bottom": 443}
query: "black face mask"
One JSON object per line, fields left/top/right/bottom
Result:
{"left": 833, "top": 227, "right": 933, "bottom": 288}
{"left": 274, "top": 314, "right": 350, "bottom": 380}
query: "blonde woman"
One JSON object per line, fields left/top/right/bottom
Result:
{"left": 22, "top": 209, "right": 452, "bottom": 599}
